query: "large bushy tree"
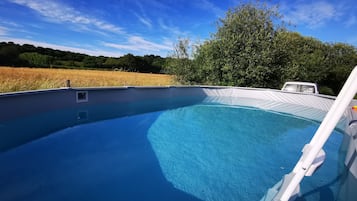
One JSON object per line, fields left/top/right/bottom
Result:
{"left": 276, "top": 31, "right": 357, "bottom": 94}
{"left": 166, "top": 2, "right": 357, "bottom": 95}
{"left": 323, "top": 43, "right": 357, "bottom": 94}
{"left": 211, "top": 3, "right": 284, "bottom": 87}
{"left": 167, "top": 2, "right": 285, "bottom": 87}
{"left": 276, "top": 32, "right": 330, "bottom": 83}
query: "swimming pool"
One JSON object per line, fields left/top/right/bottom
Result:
{"left": 0, "top": 92, "right": 347, "bottom": 201}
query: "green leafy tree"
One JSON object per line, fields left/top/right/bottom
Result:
{"left": 118, "top": 54, "right": 141, "bottom": 71}
{"left": 0, "top": 41, "right": 168, "bottom": 73}
{"left": 82, "top": 56, "right": 97, "bottom": 68}
{"left": 275, "top": 32, "right": 357, "bottom": 94}
{"left": 19, "top": 52, "right": 53, "bottom": 67}
{"left": 143, "top": 55, "right": 165, "bottom": 73}
{"left": 322, "top": 43, "right": 357, "bottom": 94}
{"left": 276, "top": 32, "right": 330, "bottom": 83}
{"left": 0, "top": 42, "right": 21, "bottom": 66}
{"left": 212, "top": 3, "right": 283, "bottom": 87}
{"left": 170, "top": 2, "right": 285, "bottom": 87}
{"left": 103, "top": 57, "right": 121, "bottom": 69}
{"left": 165, "top": 38, "right": 198, "bottom": 83}
{"left": 166, "top": 2, "right": 357, "bottom": 92}
{"left": 194, "top": 40, "right": 224, "bottom": 85}
{"left": 95, "top": 56, "right": 106, "bottom": 68}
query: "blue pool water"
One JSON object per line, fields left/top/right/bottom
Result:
{"left": 0, "top": 100, "right": 345, "bottom": 201}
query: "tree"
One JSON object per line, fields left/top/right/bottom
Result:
{"left": 276, "top": 32, "right": 330, "bottom": 84}
{"left": 21, "top": 44, "right": 36, "bottom": 52}
{"left": 19, "top": 52, "right": 52, "bottom": 67}
{"left": 169, "top": 2, "right": 285, "bottom": 87}
{"left": 0, "top": 42, "right": 21, "bottom": 66}
{"left": 216, "top": 3, "right": 285, "bottom": 87}
{"left": 143, "top": 55, "right": 165, "bottom": 73}
{"left": 82, "top": 56, "right": 97, "bottom": 68}
{"left": 275, "top": 32, "right": 357, "bottom": 94}
{"left": 95, "top": 56, "right": 106, "bottom": 68}
{"left": 103, "top": 57, "right": 121, "bottom": 69}
{"left": 165, "top": 38, "right": 197, "bottom": 83}
{"left": 166, "top": 2, "right": 357, "bottom": 93}
{"left": 322, "top": 43, "right": 357, "bottom": 94}
{"left": 194, "top": 40, "right": 225, "bottom": 84}
{"left": 118, "top": 54, "right": 139, "bottom": 71}
{"left": 0, "top": 41, "right": 168, "bottom": 73}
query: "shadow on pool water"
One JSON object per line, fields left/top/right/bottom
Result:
{"left": 0, "top": 111, "right": 201, "bottom": 201}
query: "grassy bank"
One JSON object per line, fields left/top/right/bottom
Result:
{"left": 0, "top": 67, "right": 175, "bottom": 93}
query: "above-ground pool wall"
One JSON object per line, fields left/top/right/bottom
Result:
{"left": 202, "top": 87, "right": 346, "bottom": 128}
{"left": 0, "top": 87, "right": 208, "bottom": 121}
{"left": 0, "top": 86, "right": 353, "bottom": 150}
{"left": 203, "top": 87, "right": 336, "bottom": 112}
{"left": 0, "top": 87, "right": 208, "bottom": 152}
{"left": 0, "top": 89, "right": 76, "bottom": 121}
{"left": 0, "top": 86, "right": 342, "bottom": 122}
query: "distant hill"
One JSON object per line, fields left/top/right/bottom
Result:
{"left": 0, "top": 42, "right": 167, "bottom": 73}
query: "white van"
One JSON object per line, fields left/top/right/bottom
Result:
{"left": 281, "top": 81, "right": 319, "bottom": 94}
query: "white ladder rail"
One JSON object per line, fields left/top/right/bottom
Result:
{"left": 276, "top": 65, "right": 357, "bottom": 201}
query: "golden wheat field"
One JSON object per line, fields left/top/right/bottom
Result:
{"left": 0, "top": 67, "right": 175, "bottom": 93}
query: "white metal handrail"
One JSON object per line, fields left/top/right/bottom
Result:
{"left": 273, "top": 65, "right": 357, "bottom": 201}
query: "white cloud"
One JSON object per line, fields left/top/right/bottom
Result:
{"left": 0, "top": 26, "right": 7, "bottom": 35}
{"left": 158, "top": 19, "right": 188, "bottom": 37}
{"left": 8, "top": 0, "right": 124, "bottom": 34}
{"left": 283, "top": 1, "right": 342, "bottom": 28}
{"left": 134, "top": 13, "right": 152, "bottom": 29}
{"left": 195, "top": 0, "right": 224, "bottom": 17}
{"left": 162, "top": 37, "right": 174, "bottom": 47}
{"left": 0, "top": 37, "right": 122, "bottom": 57}
{"left": 104, "top": 36, "right": 172, "bottom": 52}
{"left": 132, "top": 1, "right": 153, "bottom": 29}
{"left": 0, "top": 20, "right": 21, "bottom": 28}
{"left": 345, "top": 15, "right": 357, "bottom": 27}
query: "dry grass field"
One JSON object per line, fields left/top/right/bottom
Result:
{"left": 0, "top": 67, "right": 175, "bottom": 93}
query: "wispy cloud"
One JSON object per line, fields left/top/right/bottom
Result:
{"left": 0, "top": 37, "right": 122, "bottom": 57}
{"left": 8, "top": 0, "right": 124, "bottom": 34}
{"left": 131, "top": 1, "right": 154, "bottom": 29}
{"left": 345, "top": 15, "right": 357, "bottom": 27}
{"left": 194, "top": 0, "right": 224, "bottom": 17}
{"left": 158, "top": 19, "right": 188, "bottom": 37}
{"left": 0, "top": 26, "right": 8, "bottom": 35}
{"left": 283, "top": 1, "right": 342, "bottom": 28}
{"left": 104, "top": 36, "right": 172, "bottom": 52}
{"left": 0, "top": 20, "right": 21, "bottom": 28}
{"left": 136, "top": 0, "right": 170, "bottom": 12}
{"left": 134, "top": 12, "right": 152, "bottom": 29}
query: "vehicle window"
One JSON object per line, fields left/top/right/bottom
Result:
{"left": 301, "top": 85, "right": 315, "bottom": 93}
{"left": 283, "top": 84, "right": 298, "bottom": 92}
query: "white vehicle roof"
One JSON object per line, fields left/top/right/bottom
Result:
{"left": 282, "top": 81, "right": 319, "bottom": 94}
{"left": 283, "top": 81, "right": 317, "bottom": 86}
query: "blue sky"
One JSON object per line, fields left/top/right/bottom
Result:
{"left": 0, "top": 0, "right": 356, "bottom": 57}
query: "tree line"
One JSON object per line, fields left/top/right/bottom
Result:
{"left": 1, "top": 2, "right": 357, "bottom": 95}
{"left": 165, "top": 3, "right": 357, "bottom": 95}
{"left": 0, "top": 42, "right": 166, "bottom": 73}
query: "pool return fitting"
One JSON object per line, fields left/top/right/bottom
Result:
{"left": 261, "top": 65, "right": 357, "bottom": 201}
